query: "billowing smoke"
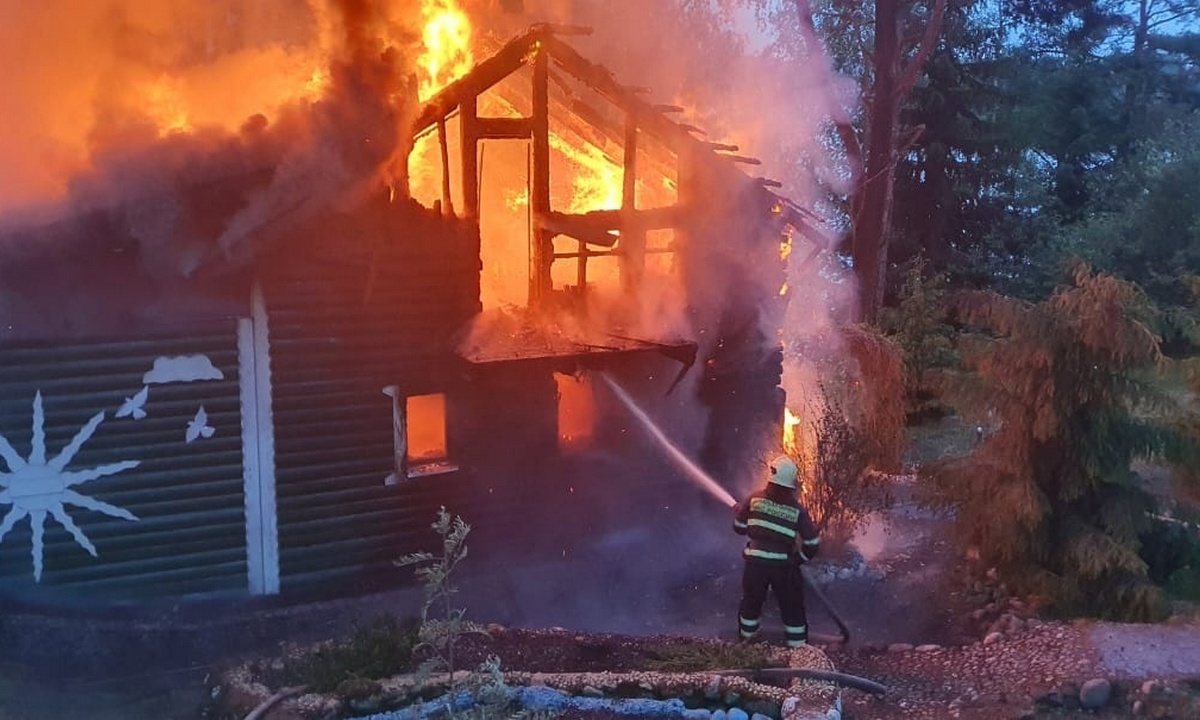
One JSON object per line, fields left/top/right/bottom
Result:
{"left": 0, "top": 0, "right": 420, "bottom": 276}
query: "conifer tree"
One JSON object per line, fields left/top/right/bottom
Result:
{"left": 925, "top": 263, "right": 1179, "bottom": 620}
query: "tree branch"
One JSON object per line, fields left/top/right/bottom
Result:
{"left": 897, "top": 123, "right": 927, "bottom": 156}
{"left": 895, "top": 0, "right": 948, "bottom": 99}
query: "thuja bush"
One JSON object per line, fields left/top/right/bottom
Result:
{"left": 923, "top": 263, "right": 1196, "bottom": 620}
{"left": 840, "top": 324, "right": 907, "bottom": 474}
{"left": 788, "top": 383, "right": 893, "bottom": 551}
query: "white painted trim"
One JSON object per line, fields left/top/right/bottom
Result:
{"left": 239, "top": 283, "right": 280, "bottom": 595}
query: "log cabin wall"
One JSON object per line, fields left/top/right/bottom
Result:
{"left": 258, "top": 197, "right": 491, "bottom": 596}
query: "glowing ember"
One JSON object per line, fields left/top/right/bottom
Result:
{"left": 780, "top": 234, "right": 793, "bottom": 262}
{"left": 417, "top": 0, "right": 473, "bottom": 101}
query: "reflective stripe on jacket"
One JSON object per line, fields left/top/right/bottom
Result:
{"left": 733, "top": 484, "right": 820, "bottom": 563}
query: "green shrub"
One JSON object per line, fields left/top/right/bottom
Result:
{"left": 786, "top": 383, "right": 893, "bottom": 551}
{"left": 283, "top": 615, "right": 419, "bottom": 694}
{"left": 881, "top": 254, "right": 958, "bottom": 420}
{"left": 645, "top": 640, "right": 777, "bottom": 672}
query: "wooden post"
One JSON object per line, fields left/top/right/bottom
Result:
{"left": 576, "top": 239, "right": 588, "bottom": 302}
{"left": 437, "top": 118, "right": 455, "bottom": 216}
{"left": 460, "top": 96, "right": 480, "bottom": 220}
{"left": 530, "top": 45, "right": 552, "bottom": 308}
{"left": 620, "top": 110, "right": 645, "bottom": 297}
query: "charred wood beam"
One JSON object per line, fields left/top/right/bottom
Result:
{"left": 562, "top": 98, "right": 676, "bottom": 181}
{"left": 476, "top": 116, "right": 533, "bottom": 139}
{"left": 716, "top": 154, "right": 762, "bottom": 166}
{"left": 529, "top": 22, "right": 593, "bottom": 36}
{"left": 553, "top": 249, "right": 618, "bottom": 259}
{"left": 461, "top": 96, "right": 479, "bottom": 218}
{"left": 539, "top": 34, "right": 703, "bottom": 155}
{"left": 554, "top": 246, "right": 675, "bottom": 259}
{"left": 530, "top": 46, "right": 553, "bottom": 307}
{"left": 653, "top": 104, "right": 685, "bottom": 113}
{"left": 412, "top": 28, "right": 540, "bottom": 136}
{"left": 412, "top": 28, "right": 825, "bottom": 253}
{"left": 575, "top": 237, "right": 589, "bottom": 293}
{"left": 536, "top": 206, "right": 685, "bottom": 247}
{"left": 620, "top": 110, "right": 644, "bottom": 296}
{"left": 437, "top": 119, "right": 455, "bottom": 215}
{"left": 704, "top": 142, "right": 739, "bottom": 153}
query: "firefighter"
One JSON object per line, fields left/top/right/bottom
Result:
{"left": 732, "top": 455, "right": 820, "bottom": 647}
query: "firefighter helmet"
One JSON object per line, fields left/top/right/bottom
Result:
{"left": 769, "top": 455, "right": 799, "bottom": 489}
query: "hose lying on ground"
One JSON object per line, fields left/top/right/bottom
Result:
{"left": 712, "top": 667, "right": 888, "bottom": 695}
{"left": 243, "top": 684, "right": 308, "bottom": 720}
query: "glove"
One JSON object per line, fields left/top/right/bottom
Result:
{"left": 732, "top": 502, "right": 743, "bottom": 515}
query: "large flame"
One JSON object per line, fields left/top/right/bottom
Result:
{"left": 782, "top": 407, "right": 818, "bottom": 504}
{"left": 783, "top": 407, "right": 802, "bottom": 456}
{"left": 549, "top": 134, "right": 622, "bottom": 214}
{"left": 417, "top": 0, "right": 473, "bottom": 101}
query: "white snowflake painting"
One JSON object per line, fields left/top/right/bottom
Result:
{"left": 0, "top": 392, "right": 140, "bottom": 582}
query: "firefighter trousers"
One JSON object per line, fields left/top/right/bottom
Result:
{"left": 737, "top": 559, "right": 808, "bottom": 647}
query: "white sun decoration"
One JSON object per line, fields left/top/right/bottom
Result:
{"left": 0, "top": 392, "right": 140, "bottom": 582}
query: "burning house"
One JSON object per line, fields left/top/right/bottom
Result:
{"left": 0, "top": 4, "right": 828, "bottom": 608}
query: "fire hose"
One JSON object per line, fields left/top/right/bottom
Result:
{"left": 596, "top": 373, "right": 854, "bottom": 645}
{"left": 803, "top": 571, "right": 852, "bottom": 646}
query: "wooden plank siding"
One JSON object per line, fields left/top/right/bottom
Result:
{"left": 261, "top": 200, "right": 487, "bottom": 594}
{"left": 0, "top": 327, "right": 248, "bottom": 601}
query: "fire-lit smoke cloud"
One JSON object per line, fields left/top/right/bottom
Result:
{"left": 0, "top": 0, "right": 425, "bottom": 275}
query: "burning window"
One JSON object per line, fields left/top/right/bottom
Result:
{"left": 407, "top": 393, "right": 448, "bottom": 464}
{"left": 555, "top": 373, "right": 595, "bottom": 451}
{"left": 384, "top": 388, "right": 455, "bottom": 482}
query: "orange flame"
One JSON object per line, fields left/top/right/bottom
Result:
{"left": 782, "top": 406, "right": 818, "bottom": 504}
{"left": 417, "top": 0, "right": 473, "bottom": 101}
{"left": 139, "top": 74, "right": 192, "bottom": 136}
{"left": 783, "top": 407, "right": 802, "bottom": 456}
{"left": 549, "top": 134, "right": 622, "bottom": 213}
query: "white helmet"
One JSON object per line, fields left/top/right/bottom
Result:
{"left": 769, "top": 455, "right": 799, "bottom": 489}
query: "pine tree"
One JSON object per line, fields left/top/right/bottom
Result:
{"left": 925, "top": 263, "right": 1180, "bottom": 620}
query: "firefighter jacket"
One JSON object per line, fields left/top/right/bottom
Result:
{"left": 733, "top": 483, "right": 820, "bottom": 564}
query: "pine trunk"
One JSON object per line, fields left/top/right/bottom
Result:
{"left": 852, "top": 0, "right": 901, "bottom": 324}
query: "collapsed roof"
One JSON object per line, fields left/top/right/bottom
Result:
{"left": 417, "top": 24, "right": 828, "bottom": 371}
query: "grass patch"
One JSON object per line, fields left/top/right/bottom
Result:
{"left": 903, "top": 415, "right": 978, "bottom": 467}
{"left": 644, "top": 640, "right": 778, "bottom": 672}
{"left": 283, "top": 615, "right": 420, "bottom": 694}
